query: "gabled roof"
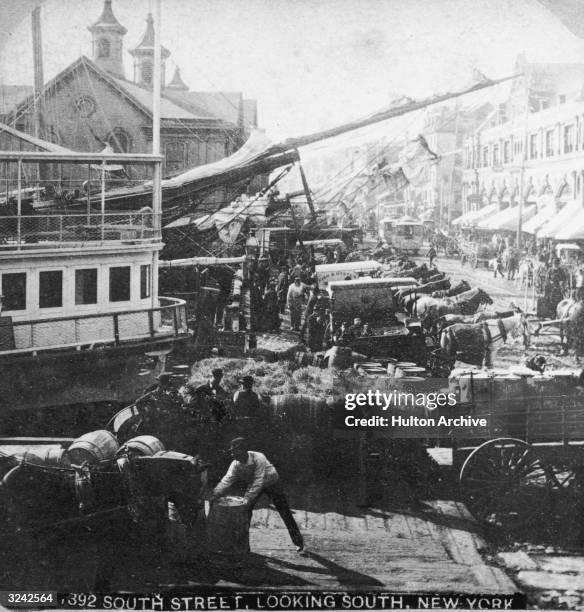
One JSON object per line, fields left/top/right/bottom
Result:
{"left": 163, "top": 90, "right": 243, "bottom": 125}
{"left": 10, "top": 56, "right": 211, "bottom": 124}
{"left": 88, "top": 0, "right": 127, "bottom": 35}
{"left": 0, "top": 85, "right": 33, "bottom": 116}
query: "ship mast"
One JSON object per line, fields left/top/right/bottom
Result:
{"left": 151, "top": 0, "right": 162, "bottom": 308}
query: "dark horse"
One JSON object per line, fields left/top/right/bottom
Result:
{"left": 431, "top": 279, "right": 470, "bottom": 298}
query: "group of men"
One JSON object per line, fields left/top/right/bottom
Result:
{"left": 140, "top": 370, "right": 305, "bottom": 553}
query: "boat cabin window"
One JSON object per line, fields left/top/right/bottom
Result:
{"left": 39, "top": 271, "right": 63, "bottom": 309}
{"left": 109, "top": 266, "right": 131, "bottom": 302}
{"left": 140, "top": 264, "right": 151, "bottom": 299}
{"left": 2, "top": 272, "right": 26, "bottom": 311}
{"left": 75, "top": 269, "right": 98, "bottom": 305}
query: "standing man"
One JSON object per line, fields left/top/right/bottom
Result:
{"left": 301, "top": 286, "right": 320, "bottom": 341}
{"left": 232, "top": 376, "right": 262, "bottom": 419}
{"left": 427, "top": 243, "right": 437, "bottom": 268}
{"left": 306, "top": 306, "right": 327, "bottom": 352}
{"left": 194, "top": 368, "right": 229, "bottom": 422}
{"left": 276, "top": 267, "right": 289, "bottom": 314}
{"left": 210, "top": 437, "right": 304, "bottom": 552}
{"left": 286, "top": 277, "right": 306, "bottom": 332}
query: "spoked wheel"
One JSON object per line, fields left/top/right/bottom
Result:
{"left": 459, "top": 438, "right": 551, "bottom": 529}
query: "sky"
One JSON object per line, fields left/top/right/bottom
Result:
{"left": 1, "top": 0, "right": 584, "bottom": 142}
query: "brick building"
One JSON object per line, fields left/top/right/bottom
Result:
{"left": 4, "top": 0, "right": 257, "bottom": 186}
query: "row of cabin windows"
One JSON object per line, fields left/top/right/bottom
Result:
{"left": 1, "top": 265, "right": 151, "bottom": 311}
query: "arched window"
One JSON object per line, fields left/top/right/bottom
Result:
{"left": 97, "top": 38, "right": 110, "bottom": 58}
{"left": 141, "top": 61, "right": 153, "bottom": 85}
{"left": 107, "top": 128, "right": 132, "bottom": 153}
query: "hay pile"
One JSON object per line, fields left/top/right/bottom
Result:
{"left": 187, "top": 358, "right": 335, "bottom": 401}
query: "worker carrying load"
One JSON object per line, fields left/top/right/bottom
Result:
{"left": 210, "top": 437, "right": 304, "bottom": 552}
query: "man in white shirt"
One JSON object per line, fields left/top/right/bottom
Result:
{"left": 210, "top": 437, "right": 304, "bottom": 552}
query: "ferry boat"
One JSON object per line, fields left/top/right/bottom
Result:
{"left": 0, "top": 150, "right": 190, "bottom": 415}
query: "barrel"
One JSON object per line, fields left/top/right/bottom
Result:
{"left": 207, "top": 496, "right": 249, "bottom": 561}
{"left": 270, "top": 394, "right": 328, "bottom": 430}
{"left": 124, "top": 435, "right": 166, "bottom": 457}
{"left": 66, "top": 430, "right": 119, "bottom": 465}
{"left": 21, "top": 447, "right": 71, "bottom": 468}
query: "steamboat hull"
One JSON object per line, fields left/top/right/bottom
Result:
{"left": 0, "top": 335, "right": 189, "bottom": 413}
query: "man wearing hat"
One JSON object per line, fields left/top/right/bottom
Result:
{"left": 210, "top": 437, "right": 304, "bottom": 552}
{"left": 193, "top": 368, "right": 229, "bottom": 422}
{"left": 232, "top": 375, "right": 262, "bottom": 419}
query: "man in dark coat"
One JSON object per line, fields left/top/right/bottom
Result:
{"left": 263, "top": 282, "right": 280, "bottom": 331}
{"left": 193, "top": 368, "right": 229, "bottom": 422}
{"left": 306, "top": 308, "right": 327, "bottom": 352}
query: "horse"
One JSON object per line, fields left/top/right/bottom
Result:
{"left": 515, "top": 259, "right": 533, "bottom": 290}
{"left": 557, "top": 299, "right": 584, "bottom": 356}
{"left": 438, "top": 313, "right": 530, "bottom": 370}
{"left": 431, "top": 279, "right": 470, "bottom": 298}
{"left": 395, "top": 278, "right": 450, "bottom": 304}
{"left": 417, "top": 287, "right": 493, "bottom": 331}
{"left": 434, "top": 307, "right": 520, "bottom": 335}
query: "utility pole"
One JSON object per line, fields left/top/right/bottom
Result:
{"left": 517, "top": 76, "right": 529, "bottom": 249}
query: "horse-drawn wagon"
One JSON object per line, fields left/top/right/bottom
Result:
{"left": 459, "top": 239, "right": 496, "bottom": 269}
{"left": 447, "top": 368, "right": 584, "bottom": 530}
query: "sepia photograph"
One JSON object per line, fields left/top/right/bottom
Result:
{"left": 1, "top": 0, "right": 584, "bottom": 609}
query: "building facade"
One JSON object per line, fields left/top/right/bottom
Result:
{"left": 461, "top": 59, "right": 584, "bottom": 219}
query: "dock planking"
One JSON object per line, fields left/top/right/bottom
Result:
{"left": 2, "top": 479, "right": 516, "bottom": 594}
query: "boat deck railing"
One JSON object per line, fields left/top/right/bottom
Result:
{"left": 0, "top": 212, "right": 162, "bottom": 250}
{"left": 0, "top": 297, "right": 189, "bottom": 355}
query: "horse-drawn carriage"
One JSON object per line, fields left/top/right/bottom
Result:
{"left": 459, "top": 239, "right": 496, "bottom": 269}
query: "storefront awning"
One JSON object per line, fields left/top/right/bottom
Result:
{"left": 551, "top": 207, "right": 584, "bottom": 240}
{"left": 451, "top": 203, "right": 499, "bottom": 226}
{"left": 522, "top": 205, "right": 557, "bottom": 235}
{"left": 537, "top": 200, "right": 581, "bottom": 238}
{"left": 478, "top": 204, "right": 537, "bottom": 231}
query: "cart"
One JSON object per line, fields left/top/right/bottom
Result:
{"left": 449, "top": 369, "right": 584, "bottom": 530}
{"left": 458, "top": 240, "right": 496, "bottom": 269}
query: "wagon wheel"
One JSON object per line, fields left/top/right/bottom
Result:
{"left": 459, "top": 438, "right": 551, "bottom": 529}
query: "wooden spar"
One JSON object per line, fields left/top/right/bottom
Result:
{"left": 296, "top": 150, "right": 317, "bottom": 222}
{"left": 287, "top": 195, "right": 305, "bottom": 254}
{"left": 31, "top": 6, "right": 44, "bottom": 183}
{"left": 275, "top": 74, "right": 520, "bottom": 152}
